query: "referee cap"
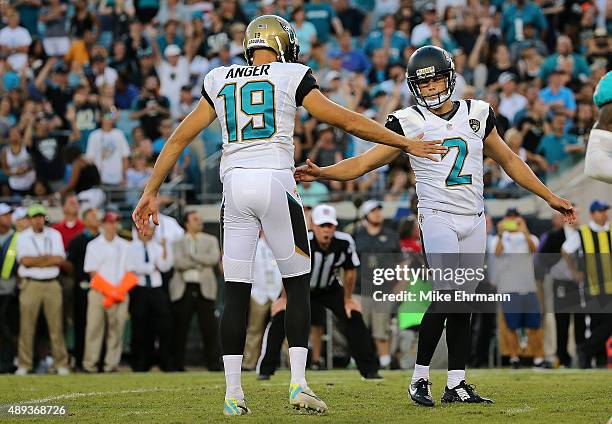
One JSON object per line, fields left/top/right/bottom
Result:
{"left": 312, "top": 204, "right": 338, "bottom": 226}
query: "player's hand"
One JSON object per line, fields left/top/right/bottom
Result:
{"left": 271, "top": 297, "right": 287, "bottom": 316}
{"left": 547, "top": 195, "right": 576, "bottom": 224}
{"left": 344, "top": 297, "right": 362, "bottom": 318}
{"left": 132, "top": 192, "right": 159, "bottom": 236}
{"left": 405, "top": 134, "right": 447, "bottom": 161}
{"left": 294, "top": 159, "right": 321, "bottom": 182}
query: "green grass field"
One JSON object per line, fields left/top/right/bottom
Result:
{"left": 1, "top": 369, "right": 610, "bottom": 423}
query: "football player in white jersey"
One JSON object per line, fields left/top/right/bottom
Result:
{"left": 585, "top": 71, "right": 612, "bottom": 183}
{"left": 296, "top": 46, "right": 576, "bottom": 406}
{"left": 132, "top": 16, "right": 446, "bottom": 416}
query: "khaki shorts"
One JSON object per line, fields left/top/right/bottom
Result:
{"left": 354, "top": 294, "right": 391, "bottom": 341}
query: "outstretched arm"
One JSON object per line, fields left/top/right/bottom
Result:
{"left": 484, "top": 127, "right": 576, "bottom": 223}
{"left": 296, "top": 144, "right": 401, "bottom": 182}
{"left": 302, "top": 89, "right": 445, "bottom": 159}
{"left": 133, "top": 98, "right": 216, "bottom": 234}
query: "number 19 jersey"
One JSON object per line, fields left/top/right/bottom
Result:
{"left": 201, "top": 62, "right": 318, "bottom": 178}
{"left": 387, "top": 99, "right": 496, "bottom": 215}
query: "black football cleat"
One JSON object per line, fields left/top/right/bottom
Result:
{"left": 408, "top": 378, "right": 434, "bottom": 407}
{"left": 441, "top": 380, "right": 494, "bottom": 404}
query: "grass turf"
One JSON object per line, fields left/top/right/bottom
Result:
{"left": 0, "top": 369, "right": 610, "bottom": 423}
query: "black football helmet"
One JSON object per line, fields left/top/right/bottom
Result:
{"left": 406, "top": 46, "right": 456, "bottom": 109}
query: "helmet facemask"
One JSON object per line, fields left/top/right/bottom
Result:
{"left": 407, "top": 69, "right": 456, "bottom": 109}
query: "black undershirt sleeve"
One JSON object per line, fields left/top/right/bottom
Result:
{"left": 295, "top": 69, "right": 319, "bottom": 107}
{"left": 200, "top": 82, "right": 214, "bottom": 107}
{"left": 484, "top": 106, "right": 497, "bottom": 139}
{"left": 385, "top": 115, "right": 405, "bottom": 136}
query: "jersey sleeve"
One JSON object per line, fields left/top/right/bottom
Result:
{"left": 484, "top": 106, "right": 496, "bottom": 139}
{"left": 385, "top": 115, "right": 405, "bottom": 136}
{"left": 388, "top": 107, "right": 425, "bottom": 138}
{"left": 200, "top": 69, "right": 215, "bottom": 107}
{"left": 295, "top": 68, "right": 319, "bottom": 107}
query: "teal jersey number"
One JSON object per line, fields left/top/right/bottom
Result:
{"left": 218, "top": 81, "right": 276, "bottom": 142}
{"left": 442, "top": 138, "right": 472, "bottom": 186}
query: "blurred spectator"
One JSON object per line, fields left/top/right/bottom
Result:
{"left": 353, "top": 200, "right": 401, "bottom": 369}
{"left": 1, "top": 127, "right": 36, "bottom": 197}
{"left": 24, "top": 114, "right": 77, "bottom": 194}
{"left": 174, "top": 85, "right": 197, "bottom": 122}
{"left": 89, "top": 55, "right": 119, "bottom": 89}
{"left": 536, "top": 114, "right": 582, "bottom": 172}
{"left": 66, "top": 207, "right": 100, "bottom": 372}
{"left": 540, "top": 36, "right": 590, "bottom": 83}
{"left": 34, "top": 58, "right": 74, "bottom": 128}
{"left": 86, "top": 109, "right": 130, "bottom": 187}
{"left": 501, "top": 0, "right": 547, "bottom": 45}
{"left": 516, "top": 45, "right": 545, "bottom": 83}
{"left": 569, "top": 101, "right": 596, "bottom": 146}
{"left": 367, "top": 49, "right": 390, "bottom": 85}
{"left": 68, "top": 85, "right": 100, "bottom": 152}
{"left": 308, "top": 124, "right": 344, "bottom": 193}
{"left": 52, "top": 192, "right": 84, "bottom": 250}
{"left": 365, "top": 14, "right": 409, "bottom": 64}
{"left": 127, "top": 222, "right": 173, "bottom": 372}
{"left": 155, "top": 0, "right": 190, "bottom": 26}
{"left": 305, "top": 0, "right": 343, "bottom": 44}
{"left": 509, "top": 22, "right": 548, "bottom": 62}
{"left": 291, "top": 7, "right": 317, "bottom": 58}
{"left": 170, "top": 211, "right": 221, "bottom": 371}
{"left": 334, "top": 0, "right": 367, "bottom": 37}
{"left": 297, "top": 180, "right": 330, "bottom": 207}
{"left": 61, "top": 145, "right": 104, "bottom": 209}
{"left": 0, "top": 8, "right": 32, "bottom": 71}
{"left": 498, "top": 72, "right": 527, "bottom": 123}
{"left": 130, "top": 75, "right": 170, "bottom": 140}
{"left": 109, "top": 40, "right": 138, "bottom": 82}
{"left": 15, "top": 204, "right": 69, "bottom": 375}
{"left": 586, "top": 28, "right": 611, "bottom": 68}
{"left": 243, "top": 232, "right": 282, "bottom": 371}
{"left": 126, "top": 152, "right": 153, "bottom": 207}
{"left": 539, "top": 69, "right": 577, "bottom": 117}
{"left": 333, "top": 32, "right": 370, "bottom": 73}
{"left": 157, "top": 44, "right": 190, "bottom": 115}
{"left": 0, "top": 204, "right": 18, "bottom": 373}
{"left": 40, "top": 0, "right": 70, "bottom": 57}
{"left": 492, "top": 209, "right": 545, "bottom": 368}
{"left": 82, "top": 210, "right": 130, "bottom": 373}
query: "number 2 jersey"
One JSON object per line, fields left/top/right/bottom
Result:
{"left": 386, "top": 99, "right": 496, "bottom": 215}
{"left": 201, "top": 62, "right": 318, "bottom": 178}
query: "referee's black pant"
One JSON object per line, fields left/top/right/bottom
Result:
{"left": 258, "top": 284, "right": 379, "bottom": 377}
{"left": 129, "top": 286, "right": 173, "bottom": 372}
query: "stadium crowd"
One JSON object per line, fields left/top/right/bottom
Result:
{"left": 0, "top": 0, "right": 610, "bottom": 374}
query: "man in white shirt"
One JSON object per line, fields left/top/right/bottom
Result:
{"left": 85, "top": 110, "right": 130, "bottom": 187}
{"left": 157, "top": 44, "right": 190, "bottom": 116}
{"left": 243, "top": 233, "right": 282, "bottom": 370}
{"left": 82, "top": 210, "right": 130, "bottom": 372}
{"left": 0, "top": 10, "right": 32, "bottom": 71}
{"left": 498, "top": 73, "right": 527, "bottom": 124}
{"left": 127, "top": 222, "right": 173, "bottom": 371}
{"left": 490, "top": 208, "right": 544, "bottom": 368}
{"left": 15, "top": 204, "right": 69, "bottom": 375}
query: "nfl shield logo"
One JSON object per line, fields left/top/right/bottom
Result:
{"left": 469, "top": 119, "right": 480, "bottom": 133}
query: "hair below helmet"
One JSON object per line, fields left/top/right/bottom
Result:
{"left": 243, "top": 15, "right": 300, "bottom": 65}
{"left": 406, "top": 46, "right": 456, "bottom": 109}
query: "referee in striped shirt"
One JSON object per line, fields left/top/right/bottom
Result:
{"left": 257, "top": 204, "right": 380, "bottom": 379}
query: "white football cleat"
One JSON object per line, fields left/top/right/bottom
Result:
{"left": 289, "top": 384, "right": 328, "bottom": 413}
